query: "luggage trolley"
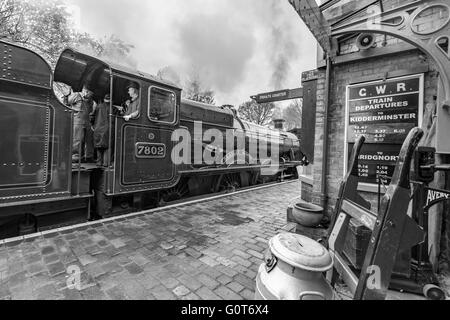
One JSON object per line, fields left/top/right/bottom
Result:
{"left": 324, "top": 128, "right": 446, "bottom": 300}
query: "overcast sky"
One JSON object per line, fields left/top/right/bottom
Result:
{"left": 66, "top": 0, "right": 317, "bottom": 106}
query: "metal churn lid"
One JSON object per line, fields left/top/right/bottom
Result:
{"left": 269, "top": 233, "right": 333, "bottom": 272}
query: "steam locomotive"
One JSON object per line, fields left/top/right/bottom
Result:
{"left": 0, "top": 40, "right": 307, "bottom": 238}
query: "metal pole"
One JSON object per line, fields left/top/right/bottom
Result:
{"left": 106, "top": 71, "right": 114, "bottom": 195}
{"left": 77, "top": 130, "right": 81, "bottom": 196}
{"left": 378, "top": 176, "right": 381, "bottom": 214}
{"left": 320, "top": 57, "right": 332, "bottom": 211}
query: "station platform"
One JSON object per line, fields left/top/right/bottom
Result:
{"left": 0, "top": 181, "right": 300, "bottom": 300}
{"left": 0, "top": 180, "right": 447, "bottom": 300}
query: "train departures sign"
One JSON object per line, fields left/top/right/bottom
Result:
{"left": 345, "top": 74, "right": 424, "bottom": 186}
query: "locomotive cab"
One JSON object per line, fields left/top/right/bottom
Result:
{"left": 54, "top": 48, "right": 183, "bottom": 215}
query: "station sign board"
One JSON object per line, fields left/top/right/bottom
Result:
{"left": 345, "top": 74, "right": 424, "bottom": 186}
{"left": 251, "top": 88, "right": 303, "bottom": 104}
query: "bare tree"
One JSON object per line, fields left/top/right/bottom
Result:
{"left": 2, "top": 0, "right": 135, "bottom": 102}
{"left": 157, "top": 66, "right": 182, "bottom": 87}
{"left": 0, "top": 0, "right": 75, "bottom": 65}
{"left": 0, "top": 0, "right": 27, "bottom": 43}
{"left": 183, "top": 69, "right": 216, "bottom": 105}
{"left": 0, "top": 0, "right": 135, "bottom": 67}
{"left": 75, "top": 34, "right": 136, "bottom": 68}
{"left": 238, "top": 100, "right": 275, "bottom": 126}
{"left": 282, "top": 99, "right": 302, "bottom": 131}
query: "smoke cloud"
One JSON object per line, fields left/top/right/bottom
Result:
{"left": 65, "top": 0, "right": 317, "bottom": 105}
{"left": 175, "top": 10, "right": 256, "bottom": 94}
{"left": 268, "top": 1, "right": 299, "bottom": 90}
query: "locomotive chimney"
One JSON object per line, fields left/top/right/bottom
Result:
{"left": 273, "top": 119, "right": 286, "bottom": 130}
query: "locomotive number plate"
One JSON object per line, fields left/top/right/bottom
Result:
{"left": 135, "top": 142, "right": 166, "bottom": 159}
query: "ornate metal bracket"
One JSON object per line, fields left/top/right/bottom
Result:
{"left": 331, "top": 1, "right": 450, "bottom": 106}
{"left": 330, "top": 0, "right": 450, "bottom": 153}
{"left": 290, "top": 0, "right": 450, "bottom": 153}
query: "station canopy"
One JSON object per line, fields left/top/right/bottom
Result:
{"left": 291, "top": 0, "right": 387, "bottom": 55}
{"left": 319, "top": 0, "right": 384, "bottom": 27}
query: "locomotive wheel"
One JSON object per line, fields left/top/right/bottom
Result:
{"left": 18, "top": 214, "right": 37, "bottom": 236}
{"left": 160, "top": 179, "right": 190, "bottom": 204}
{"left": 240, "top": 171, "right": 251, "bottom": 188}
{"left": 251, "top": 172, "right": 260, "bottom": 186}
{"left": 257, "top": 174, "right": 276, "bottom": 185}
{"left": 218, "top": 173, "right": 241, "bottom": 193}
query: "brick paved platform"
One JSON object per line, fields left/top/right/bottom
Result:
{"left": 0, "top": 181, "right": 300, "bottom": 300}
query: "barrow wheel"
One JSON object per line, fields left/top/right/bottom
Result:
{"left": 423, "top": 284, "right": 446, "bottom": 300}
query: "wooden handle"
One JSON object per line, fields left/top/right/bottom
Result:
{"left": 348, "top": 135, "right": 366, "bottom": 178}
{"left": 391, "top": 127, "right": 424, "bottom": 189}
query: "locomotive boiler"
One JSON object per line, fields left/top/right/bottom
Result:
{"left": 0, "top": 40, "right": 307, "bottom": 238}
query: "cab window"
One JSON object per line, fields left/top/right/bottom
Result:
{"left": 148, "top": 87, "right": 176, "bottom": 123}
{"left": 112, "top": 76, "right": 141, "bottom": 120}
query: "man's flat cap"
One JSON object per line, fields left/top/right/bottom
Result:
{"left": 126, "top": 82, "right": 139, "bottom": 90}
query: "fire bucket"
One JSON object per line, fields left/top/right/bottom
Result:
{"left": 292, "top": 202, "right": 324, "bottom": 227}
{"left": 255, "top": 233, "right": 334, "bottom": 300}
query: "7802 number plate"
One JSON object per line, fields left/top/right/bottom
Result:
{"left": 135, "top": 142, "right": 166, "bottom": 159}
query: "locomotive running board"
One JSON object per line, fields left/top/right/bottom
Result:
{"left": 179, "top": 162, "right": 304, "bottom": 175}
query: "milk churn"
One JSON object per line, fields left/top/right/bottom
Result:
{"left": 255, "top": 233, "right": 334, "bottom": 300}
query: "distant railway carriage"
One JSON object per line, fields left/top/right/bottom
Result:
{"left": 0, "top": 40, "right": 307, "bottom": 238}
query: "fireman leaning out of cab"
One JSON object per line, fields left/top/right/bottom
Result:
{"left": 63, "top": 84, "right": 96, "bottom": 163}
{"left": 90, "top": 94, "right": 119, "bottom": 167}
{"left": 115, "top": 83, "right": 140, "bottom": 121}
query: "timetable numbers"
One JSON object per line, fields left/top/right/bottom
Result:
{"left": 353, "top": 125, "right": 368, "bottom": 136}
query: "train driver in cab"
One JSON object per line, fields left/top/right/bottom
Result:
{"left": 118, "top": 83, "right": 140, "bottom": 122}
